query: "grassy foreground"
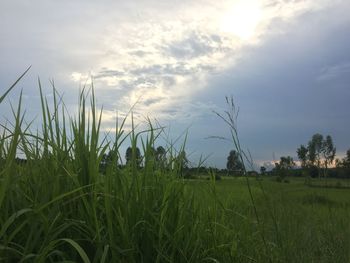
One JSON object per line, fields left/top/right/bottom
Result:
{"left": 0, "top": 78, "right": 349, "bottom": 262}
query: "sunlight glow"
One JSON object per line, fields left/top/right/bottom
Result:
{"left": 220, "top": 0, "right": 263, "bottom": 40}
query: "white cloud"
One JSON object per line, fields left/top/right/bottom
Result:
{"left": 0, "top": 0, "right": 338, "bottom": 126}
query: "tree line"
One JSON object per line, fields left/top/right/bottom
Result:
{"left": 100, "top": 145, "right": 189, "bottom": 175}
{"left": 259, "top": 133, "right": 350, "bottom": 181}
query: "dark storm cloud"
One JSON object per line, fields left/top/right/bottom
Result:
{"left": 188, "top": 2, "right": 350, "bottom": 167}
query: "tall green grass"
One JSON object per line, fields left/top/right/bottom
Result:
{"left": 0, "top": 77, "right": 214, "bottom": 262}
{"left": 0, "top": 74, "right": 349, "bottom": 262}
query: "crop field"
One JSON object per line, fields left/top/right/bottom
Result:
{"left": 1, "top": 78, "right": 350, "bottom": 262}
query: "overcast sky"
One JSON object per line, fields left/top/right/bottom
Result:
{"left": 1, "top": 0, "right": 350, "bottom": 169}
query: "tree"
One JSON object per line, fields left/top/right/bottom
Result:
{"left": 125, "top": 146, "right": 142, "bottom": 168}
{"left": 226, "top": 150, "right": 243, "bottom": 174}
{"left": 297, "top": 144, "right": 308, "bottom": 168}
{"left": 322, "top": 135, "right": 336, "bottom": 176}
{"left": 155, "top": 146, "right": 167, "bottom": 168}
{"left": 344, "top": 149, "right": 350, "bottom": 167}
{"left": 178, "top": 150, "right": 188, "bottom": 169}
{"left": 260, "top": 166, "right": 266, "bottom": 175}
{"left": 307, "top": 133, "right": 323, "bottom": 168}
{"left": 299, "top": 133, "right": 337, "bottom": 179}
{"left": 275, "top": 156, "right": 295, "bottom": 181}
{"left": 176, "top": 150, "right": 188, "bottom": 177}
{"left": 279, "top": 156, "right": 295, "bottom": 170}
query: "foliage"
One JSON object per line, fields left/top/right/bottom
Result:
{"left": 274, "top": 156, "right": 295, "bottom": 181}
{"left": 226, "top": 150, "right": 243, "bottom": 174}
{"left": 125, "top": 146, "right": 142, "bottom": 167}
{"left": 336, "top": 149, "right": 350, "bottom": 168}
{"left": 260, "top": 166, "right": 266, "bottom": 175}
{"left": 297, "top": 133, "right": 337, "bottom": 179}
{"left": 155, "top": 145, "right": 167, "bottom": 169}
{"left": 307, "top": 133, "right": 324, "bottom": 167}
{"left": 322, "top": 135, "right": 336, "bottom": 172}
{"left": 297, "top": 144, "right": 308, "bottom": 168}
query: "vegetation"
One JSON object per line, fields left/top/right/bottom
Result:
{"left": 273, "top": 156, "right": 295, "bottom": 182}
{"left": 0, "top": 74, "right": 349, "bottom": 262}
{"left": 297, "top": 134, "right": 336, "bottom": 179}
{"left": 226, "top": 150, "right": 243, "bottom": 175}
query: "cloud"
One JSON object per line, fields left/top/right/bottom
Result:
{"left": 317, "top": 62, "right": 350, "bottom": 81}
{"left": 167, "top": 32, "right": 223, "bottom": 59}
{"left": 64, "top": 0, "right": 337, "bottom": 126}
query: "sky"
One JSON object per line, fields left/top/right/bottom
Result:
{"left": 1, "top": 0, "right": 350, "bottom": 169}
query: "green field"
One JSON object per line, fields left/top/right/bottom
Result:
{"left": 188, "top": 177, "right": 350, "bottom": 262}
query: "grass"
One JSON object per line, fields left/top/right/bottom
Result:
{"left": 189, "top": 177, "right": 350, "bottom": 262}
{"left": 0, "top": 75, "right": 349, "bottom": 262}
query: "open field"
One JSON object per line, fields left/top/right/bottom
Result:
{"left": 188, "top": 177, "right": 350, "bottom": 262}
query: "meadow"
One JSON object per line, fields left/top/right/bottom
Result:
{"left": 0, "top": 74, "right": 349, "bottom": 262}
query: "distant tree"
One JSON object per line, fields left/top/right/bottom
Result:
{"left": 100, "top": 150, "right": 119, "bottom": 173}
{"left": 226, "top": 150, "right": 243, "bottom": 175}
{"left": 178, "top": 150, "right": 188, "bottom": 169}
{"left": 176, "top": 150, "right": 188, "bottom": 177}
{"left": 275, "top": 156, "right": 295, "bottom": 181}
{"left": 125, "top": 147, "right": 132, "bottom": 164}
{"left": 260, "top": 166, "right": 266, "bottom": 175}
{"left": 125, "top": 146, "right": 142, "bottom": 168}
{"left": 336, "top": 149, "right": 350, "bottom": 169}
{"left": 155, "top": 146, "right": 167, "bottom": 168}
{"left": 279, "top": 156, "right": 295, "bottom": 170}
{"left": 307, "top": 133, "right": 324, "bottom": 168}
{"left": 344, "top": 149, "right": 350, "bottom": 167}
{"left": 143, "top": 146, "right": 156, "bottom": 168}
{"left": 333, "top": 149, "right": 350, "bottom": 179}
{"left": 101, "top": 153, "right": 109, "bottom": 166}
{"left": 297, "top": 144, "right": 308, "bottom": 168}
{"left": 322, "top": 135, "right": 336, "bottom": 175}
{"left": 335, "top": 158, "right": 342, "bottom": 168}
{"left": 299, "top": 133, "right": 337, "bottom": 179}
{"left": 99, "top": 153, "right": 108, "bottom": 173}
